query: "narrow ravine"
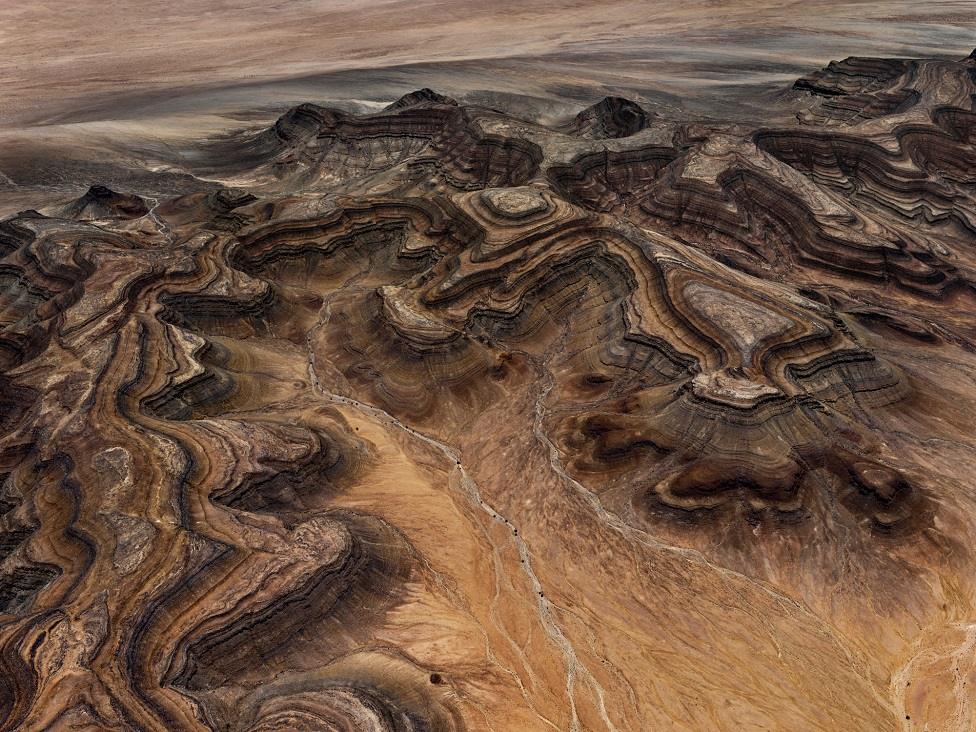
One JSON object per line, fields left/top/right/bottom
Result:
{"left": 304, "top": 307, "right": 617, "bottom": 732}
{"left": 528, "top": 362, "right": 895, "bottom": 714}
{"left": 144, "top": 196, "right": 175, "bottom": 244}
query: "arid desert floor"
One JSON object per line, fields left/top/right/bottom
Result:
{"left": 1, "top": 3, "right": 976, "bottom": 731}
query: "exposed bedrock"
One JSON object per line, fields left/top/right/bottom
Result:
{"left": 548, "top": 145, "right": 678, "bottom": 212}
{"left": 2, "top": 51, "right": 976, "bottom": 732}
{"left": 565, "top": 96, "right": 653, "bottom": 140}
{"left": 632, "top": 133, "right": 976, "bottom": 309}
{"left": 792, "top": 57, "right": 920, "bottom": 125}
{"left": 155, "top": 188, "right": 259, "bottom": 233}
{"left": 57, "top": 185, "right": 150, "bottom": 221}
{"left": 202, "top": 94, "right": 543, "bottom": 193}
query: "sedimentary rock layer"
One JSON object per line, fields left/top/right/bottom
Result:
{"left": 2, "top": 50, "right": 976, "bottom": 731}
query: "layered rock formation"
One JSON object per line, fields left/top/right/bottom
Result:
{"left": 3, "top": 49, "right": 976, "bottom": 730}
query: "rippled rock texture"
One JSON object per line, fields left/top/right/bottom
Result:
{"left": 3, "top": 51, "right": 976, "bottom": 731}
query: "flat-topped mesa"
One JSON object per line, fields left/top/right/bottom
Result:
{"left": 60, "top": 184, "right": 149, "bottom": 220}
{"left": 479, "top": 187, "right": 550, "bottom": 219}
{"left": 384, "top": 87, "right": 458, "bottom": 111}
{"left": 569, "top": 96, "right": 652, "bottom": 139}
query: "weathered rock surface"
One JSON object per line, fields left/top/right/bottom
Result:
{"left": 3, "top": 50, "right": 976, "bottom": 731}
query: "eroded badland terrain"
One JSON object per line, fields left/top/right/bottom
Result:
{"left": 1, "top": 4, "right": 976, "bottom": 729}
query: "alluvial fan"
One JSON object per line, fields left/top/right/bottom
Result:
{"left": 2, "top": 50, "right": 976, "bottom": 731}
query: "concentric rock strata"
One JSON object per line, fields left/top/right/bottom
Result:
{"left": 3, "top": 49, "right": 976, "bottom": 731}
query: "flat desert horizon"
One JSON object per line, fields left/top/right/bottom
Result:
{"left": 3, "top": 1, "right": 975, "bottom": 125}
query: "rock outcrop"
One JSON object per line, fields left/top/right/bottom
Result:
{"left": 57, "top": 184, "right": 149, "bottom": 220}
{"left": 3, "top": 52, "right": 976, "bottom": 730}
{"left": 566, "top": 96, "right": 653, "bottom": 139}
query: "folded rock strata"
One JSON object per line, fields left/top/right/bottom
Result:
{"left": 2, "top": 50, "right": 976, "bottom": 731}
